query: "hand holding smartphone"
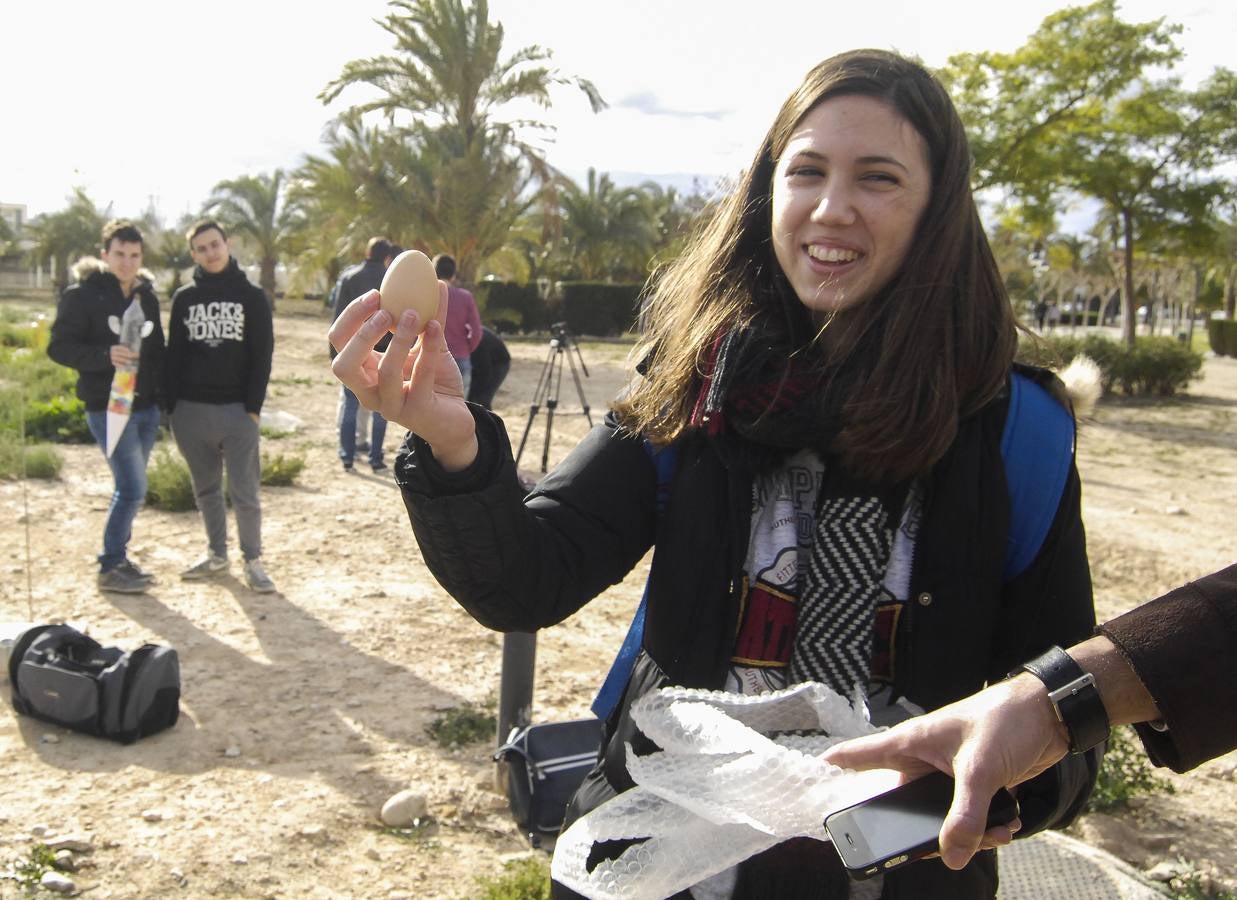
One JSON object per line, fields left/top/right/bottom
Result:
{"left": 824, "top": 769, "right": 1019, "bottom": 879}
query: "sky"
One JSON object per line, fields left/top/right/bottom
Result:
{"left": 1, "top": 0, "right": 1232, "bottom": 226}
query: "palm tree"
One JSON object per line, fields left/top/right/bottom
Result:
{"left": 557, "top": 169, "right": 658, "bottom": 281}
{"left": 24, "top": 188, "right": 107, "bottom": 295}
{"left": 318, "top": 0, "right": 604, "bottom": 282}
{"left": 205, "top": 170, "right": 296, "bottom": 309}
{"left": 145, "top": 226, "right": 195, "bottom": 298}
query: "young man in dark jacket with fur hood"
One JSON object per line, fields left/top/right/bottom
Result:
{"left": 48, "top": 219, "right": 165, "bottom": 594}
{"left": 164, "top": 220, "right": 276, "bottom": 592}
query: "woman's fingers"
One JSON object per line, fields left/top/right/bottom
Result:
{"left": 327, "top": 289, "right": 382, "bottom": 353}
{"left": 331, "top": 309, "right": 392, "bottom": 401}
{"left": 409, "top": 319, "right": 449, "bottom": 408}
{"left": 375, "top": 310, "right": 423, "bottom": 421}
{"left": 433, "top": 279, "right": 449, "bottom": 325}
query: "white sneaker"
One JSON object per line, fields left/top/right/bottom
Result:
{"left": 243, "top": 558, "right": 276, "bottom": 593}
{"left": 181, "top": 553, "right": 228, "bottom": 581}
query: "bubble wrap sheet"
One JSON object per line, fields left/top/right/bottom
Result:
{"left": 551, "top": 682, "right": 898, "bottom": 899}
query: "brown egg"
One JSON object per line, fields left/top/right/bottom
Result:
{"left": 379, "top": 250, "right": 439, "bottom": 333}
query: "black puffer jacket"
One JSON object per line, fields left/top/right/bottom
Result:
{"left": 330, "top": 258, "right": 391, "bottom": 355}
{"left": 396, "top": 371, "right": 1099, "bottom": 898}
{"left": 47, "top": 259, "right": 165, "bottom": 411}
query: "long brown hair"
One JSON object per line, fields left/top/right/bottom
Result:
{"left": 615, "top": 49, "right": 1016, "bottom": 483}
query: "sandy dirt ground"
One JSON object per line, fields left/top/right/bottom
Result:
{"left": 1, "top": 298, "right": 1235, "bottom": 899}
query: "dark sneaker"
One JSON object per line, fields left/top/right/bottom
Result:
{"left": 117, "top": 559, "right": 155, "bottom": 583}
{"left": 98, "top": 566, "right": 150, "bottom": 594}
{"left": 182, "top": 553, "right": 228, "bottom": 580}
{"left": 244, "top": 558, "right": 276, "bottom": 593}
{"left": 342, "top": 461, "right": 355, "bottom": 472}
{"left": 370, "top": 461, "right": 388, "bottom": 473}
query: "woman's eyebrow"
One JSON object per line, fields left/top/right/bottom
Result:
{"left": 785, "top": 149, "right": 909, "bottom": 174}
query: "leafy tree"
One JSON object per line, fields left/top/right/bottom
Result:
{"left": 318, "top": 0, "right": 604, "bottom": 282}
{"left": 1060, "top": 72, "right": 1237, "bottom": 344}
{"left": 204, "top": 170, "right": 297, "bottom": 308}
{"left": 23, "top": 189, "right": 107, "bottom": 294}
{"left": 944, "top": 1, "right": 1237, "bottom": 346}
{"left": 940, "top": 0, "right": 1180, "bottom": 202}
{"left": 146, "top": 226, "right": 195, "bottom": 298}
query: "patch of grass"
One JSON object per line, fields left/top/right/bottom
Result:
{"left": 1086, "top": 726, "right": 1175, "bottom": 812}
{"left": 146, "top": 446, "right": 197, "bottom": 511}
{"left": 259, "top": 427, "right": 295, "bottom": 440}
{"left": 427, "top": 699, "right": 497, "bottom": 749}
{"left": 260, "top": 452, "right": 306, "bottom": 486}
{"left": 0, "top": 309, "right": 50, "bottom": 349}
{"left": 0, "top": 437, "right": 63, "bottom": 480}
{"left": 270, "top": 375, "right": 318, "bottom": 386}
{"left": 469, "top": 855, "right": 551, "bottom": 900}
{"left": 14, "top": 842, "right": 56, "bottom": 891}
{"left": 1168, "top": 861, "right": 1237, "bottom": 899}
{"left": 381, "top": 817, "right": 441, "bottom": 850}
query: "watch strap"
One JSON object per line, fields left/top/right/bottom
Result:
{"left": 1015, "top": 645, "right": 1109, "bottom": 754}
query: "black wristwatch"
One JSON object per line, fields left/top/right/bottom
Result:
{"left": 1014, "top": 646, "right": 1109, "bottom": 754}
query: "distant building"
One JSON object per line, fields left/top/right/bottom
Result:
{"left": 1, "top": 202, "right": 26, "bottom": 236}
{"left": 0, "top": 201, "right": 51, "bottom": 292}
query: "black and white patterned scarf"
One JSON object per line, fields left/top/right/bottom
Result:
{"left": 790, "top": 492, "right": 894, "bottom": 697}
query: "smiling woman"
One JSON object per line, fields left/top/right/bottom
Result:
{"left": 329, "top": 48, "right": 1099, "bottom": 900}
{"left": 770, "top": 96, "right": 931, "bottom": 319}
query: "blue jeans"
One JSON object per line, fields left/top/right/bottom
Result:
{"left": 85, "top": 405, "right": 161, "bottom": 572}
{"left": 338, "top": 388, "right": 388, "bottom": 467}
{"left": 455, "top": 356, "right": 472, "bottom": 399}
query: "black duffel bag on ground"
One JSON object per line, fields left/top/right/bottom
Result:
{"left": 495, "top": 718, "right": 604, "bottom": 847}
{"left": 8, "top": 624, "right": 180, "bottom": 743}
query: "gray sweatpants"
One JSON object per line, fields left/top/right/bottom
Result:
{"left": 169, "top": 400, "right": 263, "bottom": 561}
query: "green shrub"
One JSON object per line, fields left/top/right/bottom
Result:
{"left": 146, "top": 447, "right": 197, "bottom": 511}
{"left": 427, "top": 699, "right": 497, "bottom": 749}
{"left": 1086, "top": 726, "right": 1174, "bottom": 812}
{"left": 260, "top": 452, "right": 306, "bottom": 486}
{"left": 475, "top": 280, "right": 549, "bottom": 333}
{"left": 0, "top": 337, "right": 94, "bottom": 444}
{"left": 559, "top": 281, "right": 646, "bottom": 336}
{"left": 0, "top": 437, "right": 63, "bottom": 480}
{"left": 1016, "top": 335, "right": 1202, "bottom": 398}
{"left": 20, "top": 445, "right": 63, "bottom": 479}
{"left": 470, "top": 855, "right": 552, "bottom": 900}
{"left": 24, "top": 395, "right": 93, "bottom": 443}
{"left": 1207, "top": 318, "right": 1237, "bottom": 357}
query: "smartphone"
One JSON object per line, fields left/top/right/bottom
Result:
{"left": 824, "top": 770, "right": 1019, "bottom": 879}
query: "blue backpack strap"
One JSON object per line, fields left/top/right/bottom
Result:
{"left": 591, "top": 440, "right": 678, "bottom": 719}
{"left": 1001, "top": 371, "right": 1075, "bottom": 582}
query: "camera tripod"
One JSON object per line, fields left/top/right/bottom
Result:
{"left": 515, "top": 322, "right": 593, "bottom": 474}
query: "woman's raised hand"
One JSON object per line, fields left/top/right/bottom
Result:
{"left": 328, "top": 285, "right": 479, "bottom": 471}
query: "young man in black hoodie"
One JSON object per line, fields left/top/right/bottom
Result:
{"left": 164, "top": 220, "right": 276, "bottom": 592}
{"left": 48, "top": 220, "right": 165, "bottom": 594}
